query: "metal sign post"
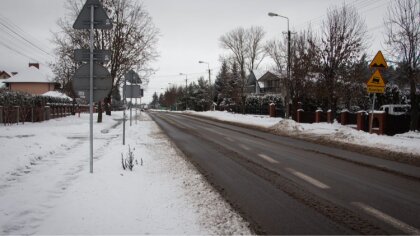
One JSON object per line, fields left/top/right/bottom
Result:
{"left": 72, "top": 0, "right": 112, "bottom": 173}
{"left": 369, "top": 93, "right": 376, "bottom": 133}
{"left": 367, "top": 51, "right": 388, "bottom": 134}
{"left": 89, "top": 4, "right": 94, "bottom": 173}
{"left": 135, "top": 98, "right": 138, "bottom": 125}
{"left": 122, "top": 70, "right": 141, "bottom": 144}
{"left": 123, "top": 76, "right": 127, "bottom": 145}
{"left": 130, "top": 85, "right": 133, "bottom": 126}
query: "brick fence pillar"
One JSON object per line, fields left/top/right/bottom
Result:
{"left": 327, "top": 110, "right": 333, "bottom": 123}
{"left": 341, "top": 110, "right": 349, "bottom": 125}
{"left": 297, "top": 109, "right": 304, "bottom": 123}
{"left": 315, "top": 110, "right": 322, "bottom": 123}
{"left": 269, "top": 103, "right": 276, "bottom": 117}
{"left": 369, "top": 112, "right": 387, "bottom": 135}
{"left": 357, "top": 111, "right": 366, "bottom": 131}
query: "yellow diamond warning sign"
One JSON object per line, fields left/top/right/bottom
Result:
{"left": 369, "top": 50, "right": 388, "bottom": 68}
{"left": 367, "top": 69, "right": 385, "bottom": 87}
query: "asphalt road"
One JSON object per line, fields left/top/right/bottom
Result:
{"left": 149, "top": 111, "right": 420, "bottom": 235}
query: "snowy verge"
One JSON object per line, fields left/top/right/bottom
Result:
{"left": 181, "top": 110, "right": 420, "bottom": 157}
{"left": 0, "top": 112, "right": 251, "bottom": 234}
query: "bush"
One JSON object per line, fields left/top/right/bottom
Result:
{"left": 0, "top": 89, "right": 71, "bottom": 107}
{"left": 244, "top": 94, "right": 284, "bottom": 115}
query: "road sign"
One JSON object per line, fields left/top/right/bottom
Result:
{"left": 369, "top": 51, "right": 388, "bottom": 68}
{"left": 74, "top": 49, "right": 111, "bottom": 62}
{"left": 367, "top": 86, "right": 385, "bottom": 93}
{"left": 367, "top": 69, "right": 386, "bottom": 87}
{"left": 124, "top": 85, "right": 143, "bottom": 98}
{"left": 73, "top": 0, "right": 113, "bottom": 174}
{"left": 124, "top": 70, "right": 142, "bottom": 84}
{"left": 73, "top": 0, "right": 112, "bottom": 30}
{"left": 73, "top": 62, "right": 113, "bottom": 102}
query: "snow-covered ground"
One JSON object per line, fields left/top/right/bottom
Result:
{"left": 0, "top": 111, "right": 251, "bottom": 234}
{"left": 184, "top": 110, "right": 420, "bottom": 156}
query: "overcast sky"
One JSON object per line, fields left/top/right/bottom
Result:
{"left": 0, "top": 0, "right": 392, "bottom": 103}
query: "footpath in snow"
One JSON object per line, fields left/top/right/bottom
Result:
{"left": 184, "top": 110, "right": 420, "bottom": 157}
{"left": 0, "top": 111, "right": 251, "bottom": 234}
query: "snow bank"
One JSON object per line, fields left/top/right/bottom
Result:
{"left": 183, "top": 110, "right": 420, "bottom": 156}
{"left": 185, "top": 110, "right": 282, "bottom": 127}
{"left": 42, "top": 91, "right": 71, "bottom": 100}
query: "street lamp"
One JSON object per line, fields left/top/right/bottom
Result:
{"left": 180, "top": 73, "right": 188, "bottom": 110}
{"left": 199, "top": 61, "right": 213, "bottom": 110}
{"left": 268, "top": 12, "right": 291, "bottom": 118}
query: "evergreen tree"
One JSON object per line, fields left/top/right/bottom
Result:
{"left": 150, "top": 92, "right": 159, "bottom": 109}
{"left": 158, "top": 94, "right": 164, "bottom": 108}
{"left": 230, "top": 61, "right": 241, "bottom": 106}
{"left": 195, "top": 77, "right": 210, "bottom": 111}
{"left": 215, "top": 60, "right": 229, "bottom": 106}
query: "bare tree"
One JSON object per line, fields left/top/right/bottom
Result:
{"left": 50, "top": 0, "right": 159, "bottom": 115}
{"left": 220, "top": 27, "right": 248, "bottom": 113}
{"left": 265, "top": 39, "right": 285, "bottom": 74}
{"left": 246, "top": 26, "right": 266, "bottom": 71}
{"left": 385, "top": 0, "right": 420, "bottom": 130}
{"left": 319, "top": 4, "right": 367, "bottom": 113}
{"left": 265, "top": 27, "right": 320, "bottom": 117}
{"left": 291, "top": 28, "right": 321, "bottom": 113}
{"left": 219, "top": 26, "right": 266, "bottom": 113}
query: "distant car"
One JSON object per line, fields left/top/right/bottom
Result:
{"left": 379, "top": 104, "right": 410, "bottom": 115}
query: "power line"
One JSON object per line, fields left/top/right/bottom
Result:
{"left": 0, "top": 41, "right": 38, "bottom": 62}
{"left": 0, "top": 14, "right": 51, "bottom": 51}
{"left": 0, "top": 17, "right": 52, "bottom": 56}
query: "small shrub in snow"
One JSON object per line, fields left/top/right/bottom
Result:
{"left": 121, "top": 146, "right": 137, "bottom": 171}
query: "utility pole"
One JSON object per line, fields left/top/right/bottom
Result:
{"left": 180, "top": 73, "right": 188, "bottom": 110}
{"left": 199, "top": 61, "right": 212, "bottom": 110}
{"left": 185, "top": 77, "right": 188, "bottom": 110}
{"left": 268, "top": 12, "right": 291, "bottom": 118}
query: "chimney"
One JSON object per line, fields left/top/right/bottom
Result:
{"left": 11, "top": 72, "right": 18, "bottom": 76}
{"left": 29, "top": 63, "right": 40, "bottom": 69}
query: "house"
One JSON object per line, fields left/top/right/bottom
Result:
{"left": 0, "top": 71, "right": 11, "bottom": 88}
{"left": 247, "top": 70, "right": 286, "bottom": 96}
{"left": 0, "top": 71, "right": 11, "bottom": 80}
{"left": 246, "top": 70, "right": 263, "bottom": 94}
{"left": 2, "top": 63, "right": 59, "bottom": 95}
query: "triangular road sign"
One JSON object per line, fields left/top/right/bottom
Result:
{"left": 73, "top": 0, "right": 112, "bottom": 30}
{"left": 369, "top": 51, "right": 388, "bottom": 68}
{"left": 367, "top": 69, "right": 386, "bottom": 87}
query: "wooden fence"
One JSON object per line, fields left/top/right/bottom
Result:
{"left": 0, "top": 104, "right": 92, "bottom": 125}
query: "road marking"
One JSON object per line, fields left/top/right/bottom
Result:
{"left": 258, "top": 154, "right": 279, "bottom": 164}
{"left": 352, "top": 202, "right": 420, "bottom": 235}
{"left": 286, "top": 168, "right": 330, "bottom": 189}
{"left": 225, "top": 137, "right": 234, "bottom": 142}
{"left": 239, "top": 144, "right": 250, "bottom": 151}
{"left": 203, "top": 127, "right": 224, "bottom": 136}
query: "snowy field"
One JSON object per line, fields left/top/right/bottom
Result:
{"left": 184, "top": 110, "right": 420, "bottom": 157}
{"left": 0, "top": 111, "right": 251, "bottom": 234}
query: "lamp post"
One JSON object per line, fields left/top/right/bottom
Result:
{"left": 268, "top": 12, "right": 291, "bottom": 118}
{"left": 180, "top": 73, "right": 188, "bottom": 110}
{"left": 199, "top": 61, "right": 213, "bottom": 110}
